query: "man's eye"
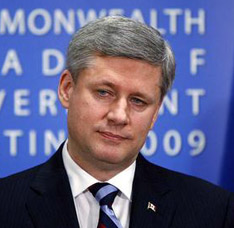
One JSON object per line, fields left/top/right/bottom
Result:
{"left": 97, "top": 89, "right": 109, "bottom": 97}
{"left": 131, "top": 97, "right": 146, "bottom": 106}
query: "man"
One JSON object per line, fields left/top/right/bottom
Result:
{"left": 0, "top": 16, "right": 233, "bottom": 228}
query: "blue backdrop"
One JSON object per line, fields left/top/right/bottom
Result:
{"left": 0, "top": 0, "right": 234, "bottom": 192}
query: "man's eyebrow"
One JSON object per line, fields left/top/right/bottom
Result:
{"left": 91, "top": 79, "right": 160, "bottom": 90}
{"left": 90, "top": 79, "right": 117, "bottom": 88}
{"left": 132, "top": 92, "right": 157, "bottom": 104}
{"left": 90, "top": 79, "right": 160, "bottom": 102}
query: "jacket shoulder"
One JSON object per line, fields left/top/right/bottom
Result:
{"left": 138, "top": 154, "right": 233, "bottom": 209}
{"left": 0, "top": 143, "right": 64, "bottom": 190}
{"left": 0, "top": 164, "right": 43, "bottom": 197}
{"left": 137, "top": 155, "right": 234, "bottom": 226}
{"left": 140, "top": 155, "right": 230, "bottom": 195}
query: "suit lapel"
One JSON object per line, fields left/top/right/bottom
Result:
{"left": 24, "top": 145, "right": 177, "bottom": 228}
{"left": 129, "top": 154, "right": 177, "bottom": 228}
{"left": 26, "top": 144, "right": 79, "bottom": 228}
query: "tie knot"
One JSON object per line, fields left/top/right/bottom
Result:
{"left": 89, "top": 183, "right": 119, "bottom": 207}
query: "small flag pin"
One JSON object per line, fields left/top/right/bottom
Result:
{"left": 147, "top": 202, "right": 157, "bottom": 212}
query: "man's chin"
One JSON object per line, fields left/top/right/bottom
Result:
{"left": 94, "top": 152, "right": 135, "bottom": 168}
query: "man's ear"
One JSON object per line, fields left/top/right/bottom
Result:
{"left": 150, "top": 101, "right": 162, "bottom": 129}
{"left": 58, "top": 70, "right": 74, "bottom": 109}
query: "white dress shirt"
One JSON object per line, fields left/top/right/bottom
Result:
{"left": 62, "top": 140, "right": 136, "bottom": 228}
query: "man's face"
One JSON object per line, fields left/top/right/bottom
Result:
{"left": 59, "top": 56, "right": 162, "bottom": 177}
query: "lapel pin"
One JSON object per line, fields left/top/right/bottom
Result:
{"left": 147, "top": 202, "right": 157, "bottom": 213}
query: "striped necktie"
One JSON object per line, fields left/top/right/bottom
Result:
{"left": 89, "top": 183, "right": 123, "bottom": 228}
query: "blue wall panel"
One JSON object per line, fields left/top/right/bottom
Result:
{"left": 0, "top": 0, "right": 233, "bottom": 192}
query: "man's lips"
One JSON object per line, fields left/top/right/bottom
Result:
{"left": 98, "top": 131, "right": 130, "bottom": 141}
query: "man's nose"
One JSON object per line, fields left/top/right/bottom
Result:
{"left": 107, "top": 98, "right": 129, "bottom": 125}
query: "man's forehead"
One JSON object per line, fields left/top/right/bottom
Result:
{"left": 86, "top": 55, "right": 162, "bottom": 75}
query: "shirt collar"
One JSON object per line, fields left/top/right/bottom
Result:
{"left": 62, "top": 140, "right": 136, "bottom": 201}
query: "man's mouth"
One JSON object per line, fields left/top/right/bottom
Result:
{"left": 98, "top": 131, "right": 129, "bottom": 141}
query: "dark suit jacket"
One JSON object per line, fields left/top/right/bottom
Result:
{"left": 0, "top": 143, "right": 234, "bottom": 228}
